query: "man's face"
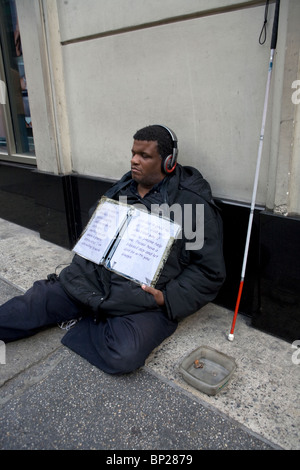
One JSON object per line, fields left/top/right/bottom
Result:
{"left": 131, "top": 139, "right": 165, "bottom": 190}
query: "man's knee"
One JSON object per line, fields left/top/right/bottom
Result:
{"left": 102, "top": 346, "right": 145, "bottom": 374}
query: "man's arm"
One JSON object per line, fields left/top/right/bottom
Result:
{"left": 164, "top": 212, "right": 226, "bottom": 321}
{"left": 142, "top": 204, "right": 226, "bottom": 321}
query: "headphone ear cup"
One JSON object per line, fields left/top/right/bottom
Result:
{"left": 163, "top": 155, "right": 177, "bottom": 174}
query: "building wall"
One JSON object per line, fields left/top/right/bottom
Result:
{"left": 17, "top": 0, "right": 300, "bottom": 211}
{"left": 60, "top": 3, "right": 273, "bottom": 206}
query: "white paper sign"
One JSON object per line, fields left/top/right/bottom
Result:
{"left": 73, "top": 198, "right": 181, "bottom": 286}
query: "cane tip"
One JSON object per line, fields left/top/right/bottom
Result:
{"left": 228, "top": 333, "right": 234, "bottom": 342}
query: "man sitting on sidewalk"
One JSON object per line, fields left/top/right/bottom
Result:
{"left": 0, "top": 125, "right": 225, "bottom": 374}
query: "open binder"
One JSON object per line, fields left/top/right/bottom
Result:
{"left": 73, "top": 197, "right": 181, "bottom": 287}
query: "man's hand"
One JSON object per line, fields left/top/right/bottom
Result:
{"left": 141, "top": 284, "right": 165, "bottom": 306}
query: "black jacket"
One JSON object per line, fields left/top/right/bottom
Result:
{"left": 59, "top": 165, "right": 226, "bottom": 322}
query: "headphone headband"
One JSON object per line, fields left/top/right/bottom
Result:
{"left": 155, "top": 124, "right": 178, "bottom": 173}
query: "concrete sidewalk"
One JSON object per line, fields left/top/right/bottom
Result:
{"left": 0, "top": 218, "right": 299, "bottom": 450}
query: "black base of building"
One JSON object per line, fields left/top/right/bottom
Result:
{"left": 252, "top": 211, "right": 300, "bottom": 343}
{"left": 1, "top": 161, "right": 299, "bottom": 343}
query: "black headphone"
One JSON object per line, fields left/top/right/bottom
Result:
{"left": 156, "top": 125, "right": 178, "bottom": 174}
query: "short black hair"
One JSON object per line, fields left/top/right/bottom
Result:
{"left": 133, "top": 125, "right": 173, "bottom": 160}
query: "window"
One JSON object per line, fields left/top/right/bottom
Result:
{"left": 0, "top": 0, "right": 35, "bottom": 164}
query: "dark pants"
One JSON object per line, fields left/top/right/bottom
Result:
{"left": 0, "top": 278, "right": 177, "bottom": 374}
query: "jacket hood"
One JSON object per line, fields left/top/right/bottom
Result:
{"left": 159, "top": 164, "right": 215, "bottom": 209}
{"left": 173, "top": 164, "right": 213, "bottom": 202}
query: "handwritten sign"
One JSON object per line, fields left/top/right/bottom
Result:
{"left": 108, "top": 209, "right": 176, "bottom": 285}
{"left": 74, "top": 199, "right": 129, "bottom": 264}
{"left": 73, "top": 198, "right": 181, "bottom": 286}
